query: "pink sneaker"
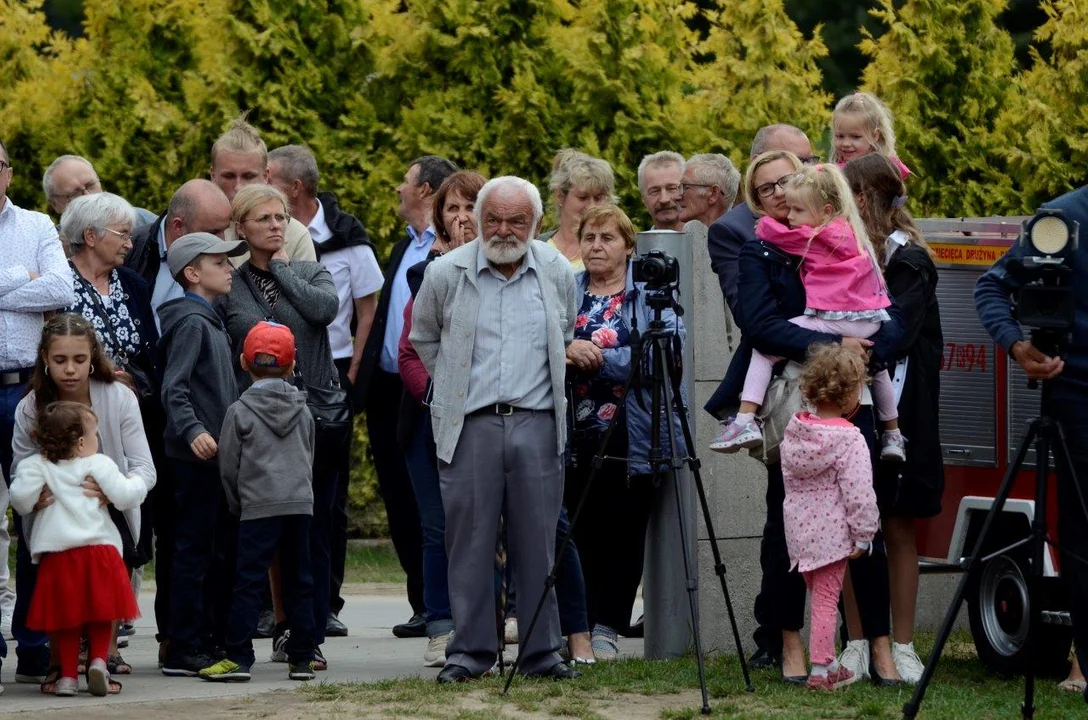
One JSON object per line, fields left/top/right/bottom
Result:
{"left": 806, "top": 666, "right": 856, "bottom": 691}
{"left": 708, "top": 419, "right": 763, "bottom": 454}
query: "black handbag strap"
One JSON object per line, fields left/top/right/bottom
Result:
{"left": 70, "top": 262, "right": 128, "bottom": 362}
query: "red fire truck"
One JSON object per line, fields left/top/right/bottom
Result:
{"left": 916, "top": 218, "right": 1072, "bottom": 675}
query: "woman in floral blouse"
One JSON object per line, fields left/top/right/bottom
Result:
{"left": 565, "top": 205, "right": 686, "bottom": 661}
{"left": 57, "top": 192, "right": 160, "bottom": 674}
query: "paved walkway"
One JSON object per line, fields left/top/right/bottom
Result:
{"left": 0, "top": 589, "right": 644, "bottom": 714}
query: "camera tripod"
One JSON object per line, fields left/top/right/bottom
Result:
{"left": 502, "top": 289, "right": 753, "bottom": 713}
{"left": 904, "top": 343, "right": 1088, "bottom": 719}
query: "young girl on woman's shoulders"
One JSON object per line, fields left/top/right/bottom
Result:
{"left": 830, "top": 92, "right": 911, "bottom": 181}
{"left": 10, "top": 402, "right": 147, "bottom": 697}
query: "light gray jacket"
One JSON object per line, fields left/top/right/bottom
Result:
{"left": 410, "top": 239, "right": 577, "bottom": 463}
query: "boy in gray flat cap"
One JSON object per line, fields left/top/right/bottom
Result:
{"left": 157, "top": 232, "right": 247, "bottom": 677}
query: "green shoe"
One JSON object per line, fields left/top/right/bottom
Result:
{"left": 198, "top": 658, "right": 251, "bottom": 682}
{"left": 288, "top": 661, "right": 316, "bottom": 681}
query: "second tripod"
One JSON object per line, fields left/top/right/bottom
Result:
{"left": 503, "top": 288, "right": 753, "bottom": 712}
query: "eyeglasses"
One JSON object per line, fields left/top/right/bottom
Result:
{"left": 101, "top": 227, "right": 132, "bottom": 242}
{"left": 244, "top": 213, "right": 289, "bottom": 226}
{"left": 679, "top": 183, "right": 714, "bottom": 194}
{"left": 799, "top": 155, "right": 822, "bottom": 166}
{"left": 57, "top": 179, "right": 101, "bottom": 203}
{"left": 755, "top": 176, "right": 794, "bottom": 198}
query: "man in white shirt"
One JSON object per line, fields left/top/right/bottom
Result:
{"left": 268, "top": 145, "right": 383, "bottom": 636}
{"left": 0, "top": 138, "right": 76, "bottom": 682}
{"left": 208, "top": 116, "right": 317, "bottom": 266}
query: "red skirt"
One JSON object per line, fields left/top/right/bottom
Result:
{"left": 28, "top": 545, "right": 140, "bottom": 632}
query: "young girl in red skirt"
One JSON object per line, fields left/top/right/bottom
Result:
{"left": 10, "top": 401, "right": 148, "bottom": 697}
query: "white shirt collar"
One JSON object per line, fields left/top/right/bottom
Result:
{"left": 308, "top": 198, "right": 331, "bottom": 242}
{"left": 157, "top": 220, "right": 168, "bottom": 257}
{"left": 884, "top": 229, "right": 910, "bottom": 265}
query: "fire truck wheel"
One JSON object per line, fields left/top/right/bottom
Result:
{"left": 967, "top": 553, "right": 1072, "bottom": 677}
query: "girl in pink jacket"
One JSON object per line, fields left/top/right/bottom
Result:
{"left": 782, "top": 344, "right": 879, "bottom": 690}
{"left": 710, "top": 163, "right": 904, "bottom": 461}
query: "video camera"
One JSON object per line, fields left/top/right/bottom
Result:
{"left": 632, "top": 249, "right": 680, "bottom": 290}
{"left": 1010, "top": 208, "right": 1079, "bottom": 354}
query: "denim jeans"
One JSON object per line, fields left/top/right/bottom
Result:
{"left": 2, "top": 382, "right": 40, "bottom": 661}
{"left": 403, "top": 415, "right": 453, "bottom": 636}
{"left": 225, "top": 515, "right": 315, "bottom": 666}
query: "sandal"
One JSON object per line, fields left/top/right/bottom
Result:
{"left": 39, "top": 666, "right": 62, "bottom": 695}
{"left": 107, "top": 654, "right": 132, "bottom": 675}
{"left": 1058, "top": 678, "right": 1087, "bottom": 692}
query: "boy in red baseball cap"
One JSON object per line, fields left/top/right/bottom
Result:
{"left": 198, "top": 321, "right": 318, "bottom": 682}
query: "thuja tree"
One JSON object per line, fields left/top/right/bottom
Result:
{"left": 860, "top": 0, "right": 1019, "bottom": 217}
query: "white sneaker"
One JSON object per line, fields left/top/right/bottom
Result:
{"left": 892, "top": 641, "right": 925, "bottom": 684}
{"left": 837, "top": 639, "right": 871, "bottom": 681}
{"left": 423, "top": 631, "right": 453, "bottom": 668}
{"left": 270, "top": 628, "right": 290, "bottom": 663}
{"left": 504, "top": 617, "right": 518, "bottom": 645}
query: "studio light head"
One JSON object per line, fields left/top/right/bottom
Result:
{"left": 1011, "top": 208, "right": 1078, "bottom": 347}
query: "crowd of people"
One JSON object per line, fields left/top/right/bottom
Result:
{"left": 0, "top": 88, "right": 1084, "bottom": 702}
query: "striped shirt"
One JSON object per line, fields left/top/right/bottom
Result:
{"left": 465, "top": 243, "right": 552, "bottom": 413}
{"left": 0, "top": 198, "right": 75, "bottom": 370}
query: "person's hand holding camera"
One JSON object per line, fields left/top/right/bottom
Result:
{"left": 1011, "top": 340, "right": 1064, "bottom": 380}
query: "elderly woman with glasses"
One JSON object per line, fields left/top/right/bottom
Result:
{"left": 218, "top": 183, "right": 340, "bottom": 669}
{"left": 705, "top": 151, "right": 907, "bottom": 685}
{"left": 58, "top": 191, "right": 160, "bottom": 676}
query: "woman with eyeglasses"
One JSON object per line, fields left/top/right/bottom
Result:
{"left": 58, "top": 192, "right": 160, "bottom": 676}
{"left": 219, "top": 183, "right": 340, "bottom": 671}
{"left": 705, "top": 150, "right": 906, "bottom": 686}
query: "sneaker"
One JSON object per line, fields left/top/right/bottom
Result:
{"left": 288, "top": 661, "right": 316, "bottom": 681}
{"left": 313, "top": 646, "right": 328, "bottom": 671}
{"left": 54, "top": 676, "right": 78, "bottom": 697}
{"left": 709, "top": 418, "right": 763, "bottom": 454}
{"left": 254, "top": 609, "right": 276, "bottom": 639}
{"left": 162, "top": 652, "right": 216, "bottom": 677}
{"left": 892, "top": 641, "right": 925, "bottom": 684}
{"left": 270, "top": 627, "right": 290, "bottom": 663}
{"left": 117, "top": 634, "right": 129, "bottom": 649}
{"left": 590, "top": 624, "right": 619, "bottom": 661}
{"left": 807, "top": 666, "right": 856, "bottom": 691}
{"left": 14, "top": 647, "right": 50, "bottom": 684}
{"left": 837, "top": 640, "right": 870, "bottom": 682}
{"left": 198, "top": 658, "right": 251, "bottom": 682}
{"left": 880, "top": 430, "right": 907, "bottom": 462}
{"left": 424, "top": 631, "right": 454, "bottom": 668}
{"left": 119, "top": 623, "right": 136, "bottom": 637}
{"left": 504, "top": 617, "right": 519, "bottom": 645}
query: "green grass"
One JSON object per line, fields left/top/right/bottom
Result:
{"left": 297, "top": 631, "right": 1087, "bottom": 719}
{"left": 140, "top": 540, "right": 407, "bottom": 586}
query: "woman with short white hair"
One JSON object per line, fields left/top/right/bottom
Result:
{"left": 538, "top": 150, "right": 616, "bottom": 272}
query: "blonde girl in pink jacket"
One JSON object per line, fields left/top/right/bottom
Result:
{"left": 782, "top": 344, "right": 880, "bottom": 690}
{"left": 710, "top": 163, "right": 904, "bottom": 461}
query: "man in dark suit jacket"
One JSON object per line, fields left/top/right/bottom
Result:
{"left": 356, "top": 155, "right": 457, "bottom": 638}
{"left": 707, "top": 125, "right": 816, "bottom": 319}
{"left": 126, "top": 179, "right": 232, "bottom": 330}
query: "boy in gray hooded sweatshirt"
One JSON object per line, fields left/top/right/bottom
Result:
{"left": 198, "top": 321, "right": 317, "bottom": 683}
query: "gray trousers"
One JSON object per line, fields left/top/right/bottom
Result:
{"left": 440, "top": 411, "right": 563, "bottom": 676}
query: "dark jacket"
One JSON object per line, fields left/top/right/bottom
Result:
{"left": 106, "top": 265, "right": 161, "bottom": 384}
{"left": 707, "top": 203, "right": 757, "bottom": 319}
{"left": 877, "top": 242, "right": 944, "bottom": 517}
{"left": 975, "top": 185, "right": 1088, "bottom": 403}
{"left": 219, "top": 261, "right": 340, "bottom": 394}
{"left": 125, "top": 213, "right": 167, "bottom": 295}
{"left": 158, "top": 295, "right": 239, "bottom": 461}
{"left": 356, "top": 234, "right": 411, "bottom": 406}
{"left": 314, "top": 193, "right": 373, "bottom": 257}
{"left": 705, "top": 239, "right": 905, "bottom": 419}
{"left": 219, "top": 378, "right": 315, "bottom": 521}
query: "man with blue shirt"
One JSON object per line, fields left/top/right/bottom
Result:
{"left": 127, "top": 179, "right": 233, "bottom": 331}
{"left": 356, "top": 155, "right": 457, "bottom": 638}
{"left": 975, "top": 184, "right": 1088, "bottom": 705}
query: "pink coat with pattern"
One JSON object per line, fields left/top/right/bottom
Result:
{"left": 780, "top": 413, "right": 879, "bottom": 572}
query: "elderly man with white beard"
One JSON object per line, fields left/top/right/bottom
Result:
{"left": 410, "top": 176, "right": 579, "bottom": 683}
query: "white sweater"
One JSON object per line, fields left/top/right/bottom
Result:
{"left": 10, "top": 454, "right": 148, "bottom": 563}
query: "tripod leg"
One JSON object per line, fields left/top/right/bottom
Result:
{"left": 662, "top": 343, "right": 754, "bottom": 692}
{"left": 903, "top": 420, "right": 1040, "bottom": 719}
{"left": 658, "top": 345, "right": 711, "bottom": 715}
{"left": 1021, "top": 427, "right": 1053, "bottom": 720}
